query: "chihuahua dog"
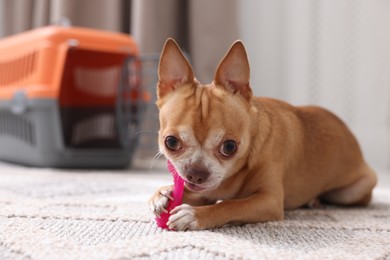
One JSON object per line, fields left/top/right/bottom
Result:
{"left": 149, "top": 39, "right": 377, "bottom": 231}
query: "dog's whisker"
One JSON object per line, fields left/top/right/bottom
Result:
{"left": 130, "top": 130, "right": 158, "bottom": 137}
{"left": 149, "top": 152, "right": 164, "bottom": 173}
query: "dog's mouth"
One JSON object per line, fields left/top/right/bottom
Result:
{"left": 184, "top": 181, "right": 206, "bottom": 192}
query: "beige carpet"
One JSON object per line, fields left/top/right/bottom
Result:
{"left": 0, "top": 161, "right": 390, "bottom": 260}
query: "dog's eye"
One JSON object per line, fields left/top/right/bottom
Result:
{"left": 220, "top": 140, "right": 237, "bottom": 157}
{"left": 165, "top": 136, "right": 182, "bottom": 151}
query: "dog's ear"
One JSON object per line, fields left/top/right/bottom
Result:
{"left": 157, "top": 38, "right": 194, "bottom": 99}
{"left": 214, "top": 41, "right": 252, "bottom": 101}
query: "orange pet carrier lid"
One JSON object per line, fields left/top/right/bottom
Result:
{"left": 0, "top": 26, "right": 139, "bottom": 100}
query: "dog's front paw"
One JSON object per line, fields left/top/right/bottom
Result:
{"left": 149, "top": 186, "right": 174, "bottom": 217}
{"left": 167, "top": 204, "right": 201, "bottom": 231}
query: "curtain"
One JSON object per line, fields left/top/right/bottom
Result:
{"left": 0, "top": 0, "right": 239, "bottom": 83}
{"left": 0, "top": 0, "right": 127, "bottom": 36}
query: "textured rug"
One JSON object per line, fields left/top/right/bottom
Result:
{"left": 0, "top": 162, "right": 390, "bottom": 260}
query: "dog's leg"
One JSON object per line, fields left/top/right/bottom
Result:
{"left": 167, "top": 191, "right": 284, "bottom": 230}
{"left": 321, "top": 164, "right": 377, "bottom": 206}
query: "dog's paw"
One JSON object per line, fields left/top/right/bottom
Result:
{"left": 306, "top": 197, "right": 325, "bottom": 209}
{"left": 167, "top": 204, "right": 200, "bottom": 231}
{"left": 149, "top": 186, "right": 174, "bottom": 217}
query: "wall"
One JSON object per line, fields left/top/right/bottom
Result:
{"left": 0, "top": 0, "right": 4, "bottom": 36}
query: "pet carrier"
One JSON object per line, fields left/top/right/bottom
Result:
{"left": 0, "top": 26, "right": 149, "bottom": 168}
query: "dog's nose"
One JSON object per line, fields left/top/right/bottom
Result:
{"left": 186, "top": 166, "right": 210, "bottom": 185}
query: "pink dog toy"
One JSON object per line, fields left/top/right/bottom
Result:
{"left": 155, "top": 160, "right": 185, "bottom": 229}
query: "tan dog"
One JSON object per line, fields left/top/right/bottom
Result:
{"left": 149, "top": 39, "right": 377, "bottom": 231}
